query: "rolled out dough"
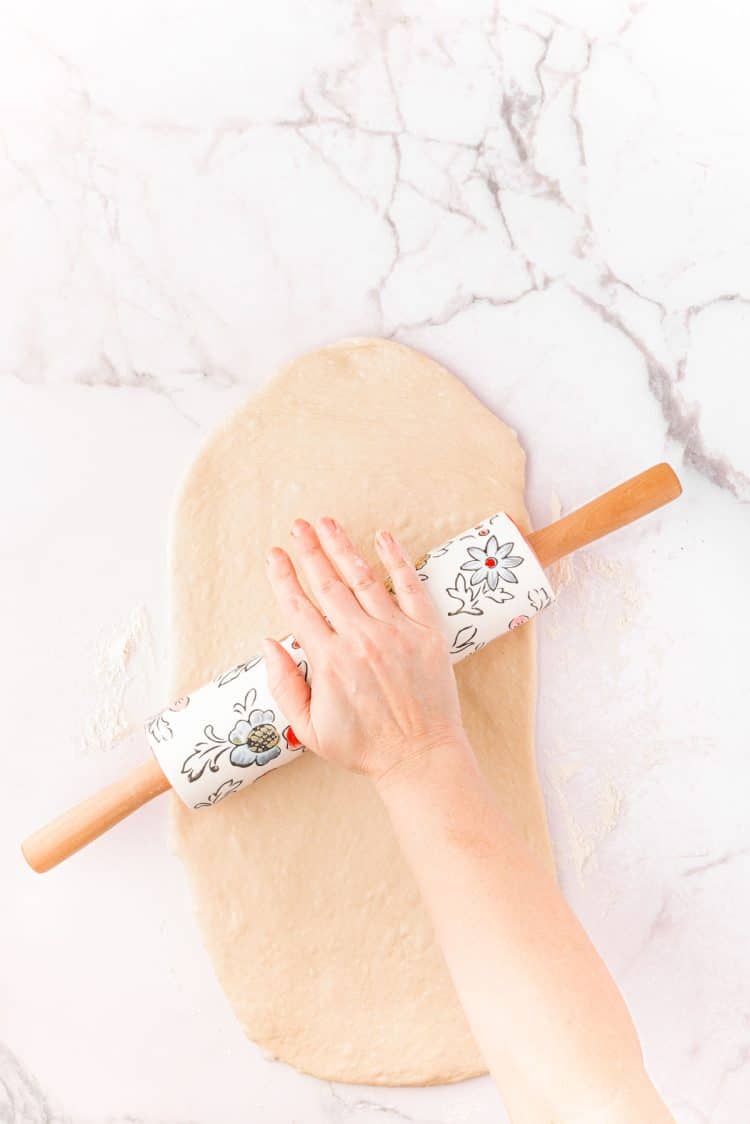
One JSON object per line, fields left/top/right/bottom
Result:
{"left": 169, "top": 338, "right": 553, "bottom": 1085}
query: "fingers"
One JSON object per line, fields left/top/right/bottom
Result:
{"left": 265, "top": 546, "right": 332, "bottom": 655}
{"left": 290, "top": 519, "right": 367, "bottom": 634}
{"left": 375, "top": 529, "right": 441, "bottom": 629}
{"left": 261, "top": 638, "right": 312, "bottom": 748}
{"left": 316, "top": 516, "right": 400, "bottom": 623}
{"left": 269, "top": 519, "right": 439, "bottom": 639}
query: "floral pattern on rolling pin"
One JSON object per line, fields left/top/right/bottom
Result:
{"left": 181, "top": 688, "right": 288, "bottom": 781}
{"left": 460, "top": 535, "right": 524, "bottom": 589}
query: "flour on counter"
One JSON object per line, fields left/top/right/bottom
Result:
{"left": 80, "top": 604, "right": 157, "bottom": 755}
{"left": 548, "top": 551, "right": 642, "bottom": 633}
{"left": 549, "top": 765, "right": 625, "bottom": 889}
{"left": 541, "top": 491, "right": 642, "bottom": 635}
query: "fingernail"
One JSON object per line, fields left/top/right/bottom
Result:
{"left": 291, "top": 518, "right": 309, "bottom": 537}
{"left": 286, "top": 726, "right": 301, "bottom": 748}
{"left": 319, "top": 515, "right": 338, "bottom": 534}
{"left": 376, "top": 529, "right": 393, "bottom": 548}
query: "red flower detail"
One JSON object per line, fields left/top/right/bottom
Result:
{"left": 485, "top": 558, "right": 497, "bottom": 568}
{"left": 286, "top": 726, "right": 301, "bottom": 748}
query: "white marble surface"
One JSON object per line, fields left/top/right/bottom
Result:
{"left": 3, "top": 2, "right": 749, "bottom": 1121}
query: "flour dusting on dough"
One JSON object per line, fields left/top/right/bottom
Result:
{"left": 81, "top": 604, "right": 156, "bottom": 754}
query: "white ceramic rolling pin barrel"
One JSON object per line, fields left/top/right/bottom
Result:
{"left": 21, "top": 463, "right": 682, "bottom": 872}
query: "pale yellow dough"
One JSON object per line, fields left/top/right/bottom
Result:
{"left": 170, "top": 339, "right": 553, "bottom": 1085}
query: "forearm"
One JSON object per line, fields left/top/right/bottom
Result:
{"left": 377, "top": 740, "right": 674, "bottom": 1123}
{"left": 263, "top": 518, "right": 672, "bottom": 1119}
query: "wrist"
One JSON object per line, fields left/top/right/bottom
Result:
{"left": 373, "top": 731, "right": 476, "bottom": 799}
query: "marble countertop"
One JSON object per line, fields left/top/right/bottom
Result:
{"left": 3, "top": 2, "right": 748, "bottom": 1121}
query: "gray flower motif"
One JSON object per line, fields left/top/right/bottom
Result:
{"left": 461, "top": 535, "right": 524, "bottom": 589}
{"left": 216, "top": 655, "right": 262, "bottom": 687}
{"left": 450, "top": 623, "right": 479, "bottom": 654}
{"left": 228, "top": 708, "right": 281, "bottom": 767}
{"left": 446, "top": 572, "right": 483, "bottom": 616}
{"left": 147, "top": 713, "right": 172, "bottom": 744}
{"left": 528, "top": 587, "right": 552, "bottom": 611}
{"left": 195, "top": 778, "right": 243, "bottom": 808}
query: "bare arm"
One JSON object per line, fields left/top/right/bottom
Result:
{"left": 376, "top": 745, "right": 673, "bottom": 1122}
{"left": 262, "top": 518, "right": 674, "bottom": 1124}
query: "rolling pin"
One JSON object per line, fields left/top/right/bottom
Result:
{"left": 22, "top": 463, "right": 682, "bottom": 873}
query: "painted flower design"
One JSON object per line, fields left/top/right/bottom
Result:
{"left": 461, "top": 536, "right": 524, "bottom": 589}
{"left": 450, "top": 623, "right": 479, "bottom": 655}
{"left": 195, "top": 778, "right": 243, "bottom": 808}
{"left": 509, "top": 614, "right": 530, "bottom": 630}
{"left": 528, "top": 587, "right": 552, "bottom": 611}
{"left": 182, "top": 688, "right": 284, "bottom": 782}
{"left": 228, "top": 709, "right": 281, "bottom": 768}
{"left": 446, "top": 572, "right": 483, "bottom": 616}
{"left": 147, "top": 713, "right": 172, "bottom": 744}
{"left": 216, "top": 655, "right": 262, "bottom": 687}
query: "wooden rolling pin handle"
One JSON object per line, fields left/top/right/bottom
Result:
{"left": 527, "top": 463, "right": 682, "bottom": 568}
{"left": 22, "top": 462, "right": 681, "bottom": 873}
{"left": 21, "top": 758, "right": 170, "bottom": 873}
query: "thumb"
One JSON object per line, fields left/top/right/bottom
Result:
{"left": 261, "top": 637, "right": 313, "bottom": 748}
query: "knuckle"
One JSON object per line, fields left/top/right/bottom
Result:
{"left": 352, "top": 570, "right": 376, "bottom": 592}
{"left": 318, "top": 575, "right": 340, "bottom": 596}
{"left": 401, "top": 580, "right": 421, "bottom": 597}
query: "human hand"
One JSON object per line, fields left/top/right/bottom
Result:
{"left": 261, "top": 517, "right": 470, "bottom": 784}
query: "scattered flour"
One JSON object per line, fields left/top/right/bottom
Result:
{"left": 539, "top": 491, "right": 632, "bottom": 889}
{"left": 542, "top": 489, "right": 642, "bottom": 633}
{"left": 546, "top": 551, "right": 642, "bottom": 637}
{"left": 549, "top": 766, "right": 625, "bottom": 889}
{"left": 80, "top": 604, "right": 157, "bottom": 755}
